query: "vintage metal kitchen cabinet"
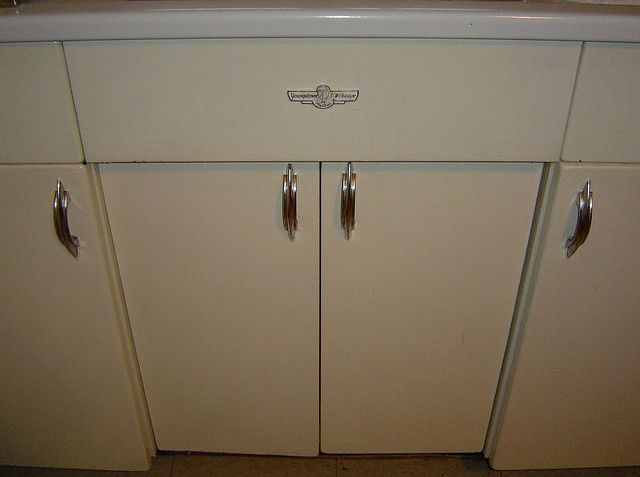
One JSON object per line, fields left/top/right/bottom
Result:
{"left": 487, "top": 43, "right": 640, "bottom": 470}
{"left": 62, "top": 38, "right": 573, "bottom": 455}
{"left": 488, "top": 164, "right": 640, "bottom": 470}
{"left": 0, "top": 42, "right": 154, "bottom": 471}
{"left": 1, "top": 0, "right": 640, "bottom": 471}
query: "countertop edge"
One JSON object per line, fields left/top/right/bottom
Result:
{"left": 1, "top": 1, "right": 639, "bottom": 42}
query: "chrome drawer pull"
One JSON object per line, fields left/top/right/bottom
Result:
{"left": 53, "top": 179, "right": 79, "bottom": 258}
{"left": 282, "top": 164, "right": 297, "bottom": 240}
{"left": 341, "top": 162, "right": 356, "bottom": 240}
{"left": 565, "top": 179, "right": 592, "bottom": 258}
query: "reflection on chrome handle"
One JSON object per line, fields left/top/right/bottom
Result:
{"left": 565, "top": 179, "right": 592, "bottom": 258}
{"left": 282, "top": 164, "right": 297, "bottom": 241}
{"left": 53, "top": 179, "right": 79, "bottom": 258}
{"left": 341, "top": 162, "right": 356, "bottom": 240}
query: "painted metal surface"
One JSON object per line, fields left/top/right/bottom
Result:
{"left": 490, "top": 163, "right": 640, "bottom": 469}
{"left": 0, "top": 164, "right": 153, "bottom": 470}
{"left": 99, "top": 162, "right": 320, "bottom": 456}
{"left": 0, "top": 42, "right": 83, "bottom": 164}
{"left": 562, "top": 43, "right": 640, "bottom": 163}
{"left": 321, "top": 162, "right": 542, "bottom": 454}
{"left": 64, "top": 39, "right": 580, "bottom": 163}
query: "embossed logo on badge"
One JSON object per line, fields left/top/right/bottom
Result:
{"left": 288, "top": 85, "right": 359, "bottom": 109}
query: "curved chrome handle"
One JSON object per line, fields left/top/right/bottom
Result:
{"left": 565, "top": 179, "right": 592, "bottom": 258}
{"left": 53, "top": 179, "right": 79, "bottom": 258}
{"left": 282, "top": 164, "right": 298, "bottom": 240}
{"left": 340, "top": 162, "right": 356, "bottom": 240}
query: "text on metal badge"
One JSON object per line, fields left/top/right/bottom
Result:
{"left": 288, "top": 85, "right": 359, "bottom": 109}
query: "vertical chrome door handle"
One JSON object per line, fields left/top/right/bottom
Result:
{"left": 282, "top": 163, "right": 298, "bottom": 240}
{"left": 341, "top": 162, "right": 357, "bottom": 240}
{"left": 53, "top": 179, "right": 79, "bottom": 258}
{"left": 565, "top": 179, "right": 592, "bottom": 258}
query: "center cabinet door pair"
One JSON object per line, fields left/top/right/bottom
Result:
{"left": 99, "top": 162, "right": 542, "bottom": 455}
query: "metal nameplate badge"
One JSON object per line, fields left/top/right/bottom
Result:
{"left": 288, "top": 85, "right": 359, "bottom": 109}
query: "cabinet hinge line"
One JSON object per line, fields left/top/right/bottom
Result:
{"left": 60, "top": 42, "right": 88, "bottom": 165}
{"left": 559, "top": 41, "right": 586, "bottom": 162}
{"left": 483, "top": 162, "right": 557, "bottom": 457}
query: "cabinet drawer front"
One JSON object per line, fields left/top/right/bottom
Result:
{"left": 65, "top": 39, "right": 580, "bottom": 163}
{"left": 562, "top": 43, "right": 640, "bottom": 163}
{"left": 0, "top": 43, "right": 83, "bottom": 164}
{"left": 321, "top": 162, "right": 542, "bottom": 453}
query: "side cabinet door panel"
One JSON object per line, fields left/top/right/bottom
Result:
{"left": 99, "top": 163, "right": 319, "bottom": 455}
{"left": 0, "top": 165, "right": 151, "bottom": 470}
{"left": 490, "top": 164, "right": 640, "bottom": 469}
{"left": 321, "top": 162, "right": 542, "bottom": 453}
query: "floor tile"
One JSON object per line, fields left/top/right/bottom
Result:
{"left": 501, "top": 466, "right": 640, "bottom": 477}
{"left": 171, "top": 454, "right": 336, "bottom": 477}
{"left": 336, "top": 454, "right": 499, "bottom": 477}
{"left": 0, "top": 454, "right": 173, "bottom": 477}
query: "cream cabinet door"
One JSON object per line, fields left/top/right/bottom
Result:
{"left": 99, "top": 163, "right": 319, "bottom": 456}
{"left": 321, "top": 162, "right": 542, "bottom": 453}
{"left": 0, "top": 165, "right": 152, "bottom": 470}
{"left": 490, "top": 164, "right": 640, "bottom": 469}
